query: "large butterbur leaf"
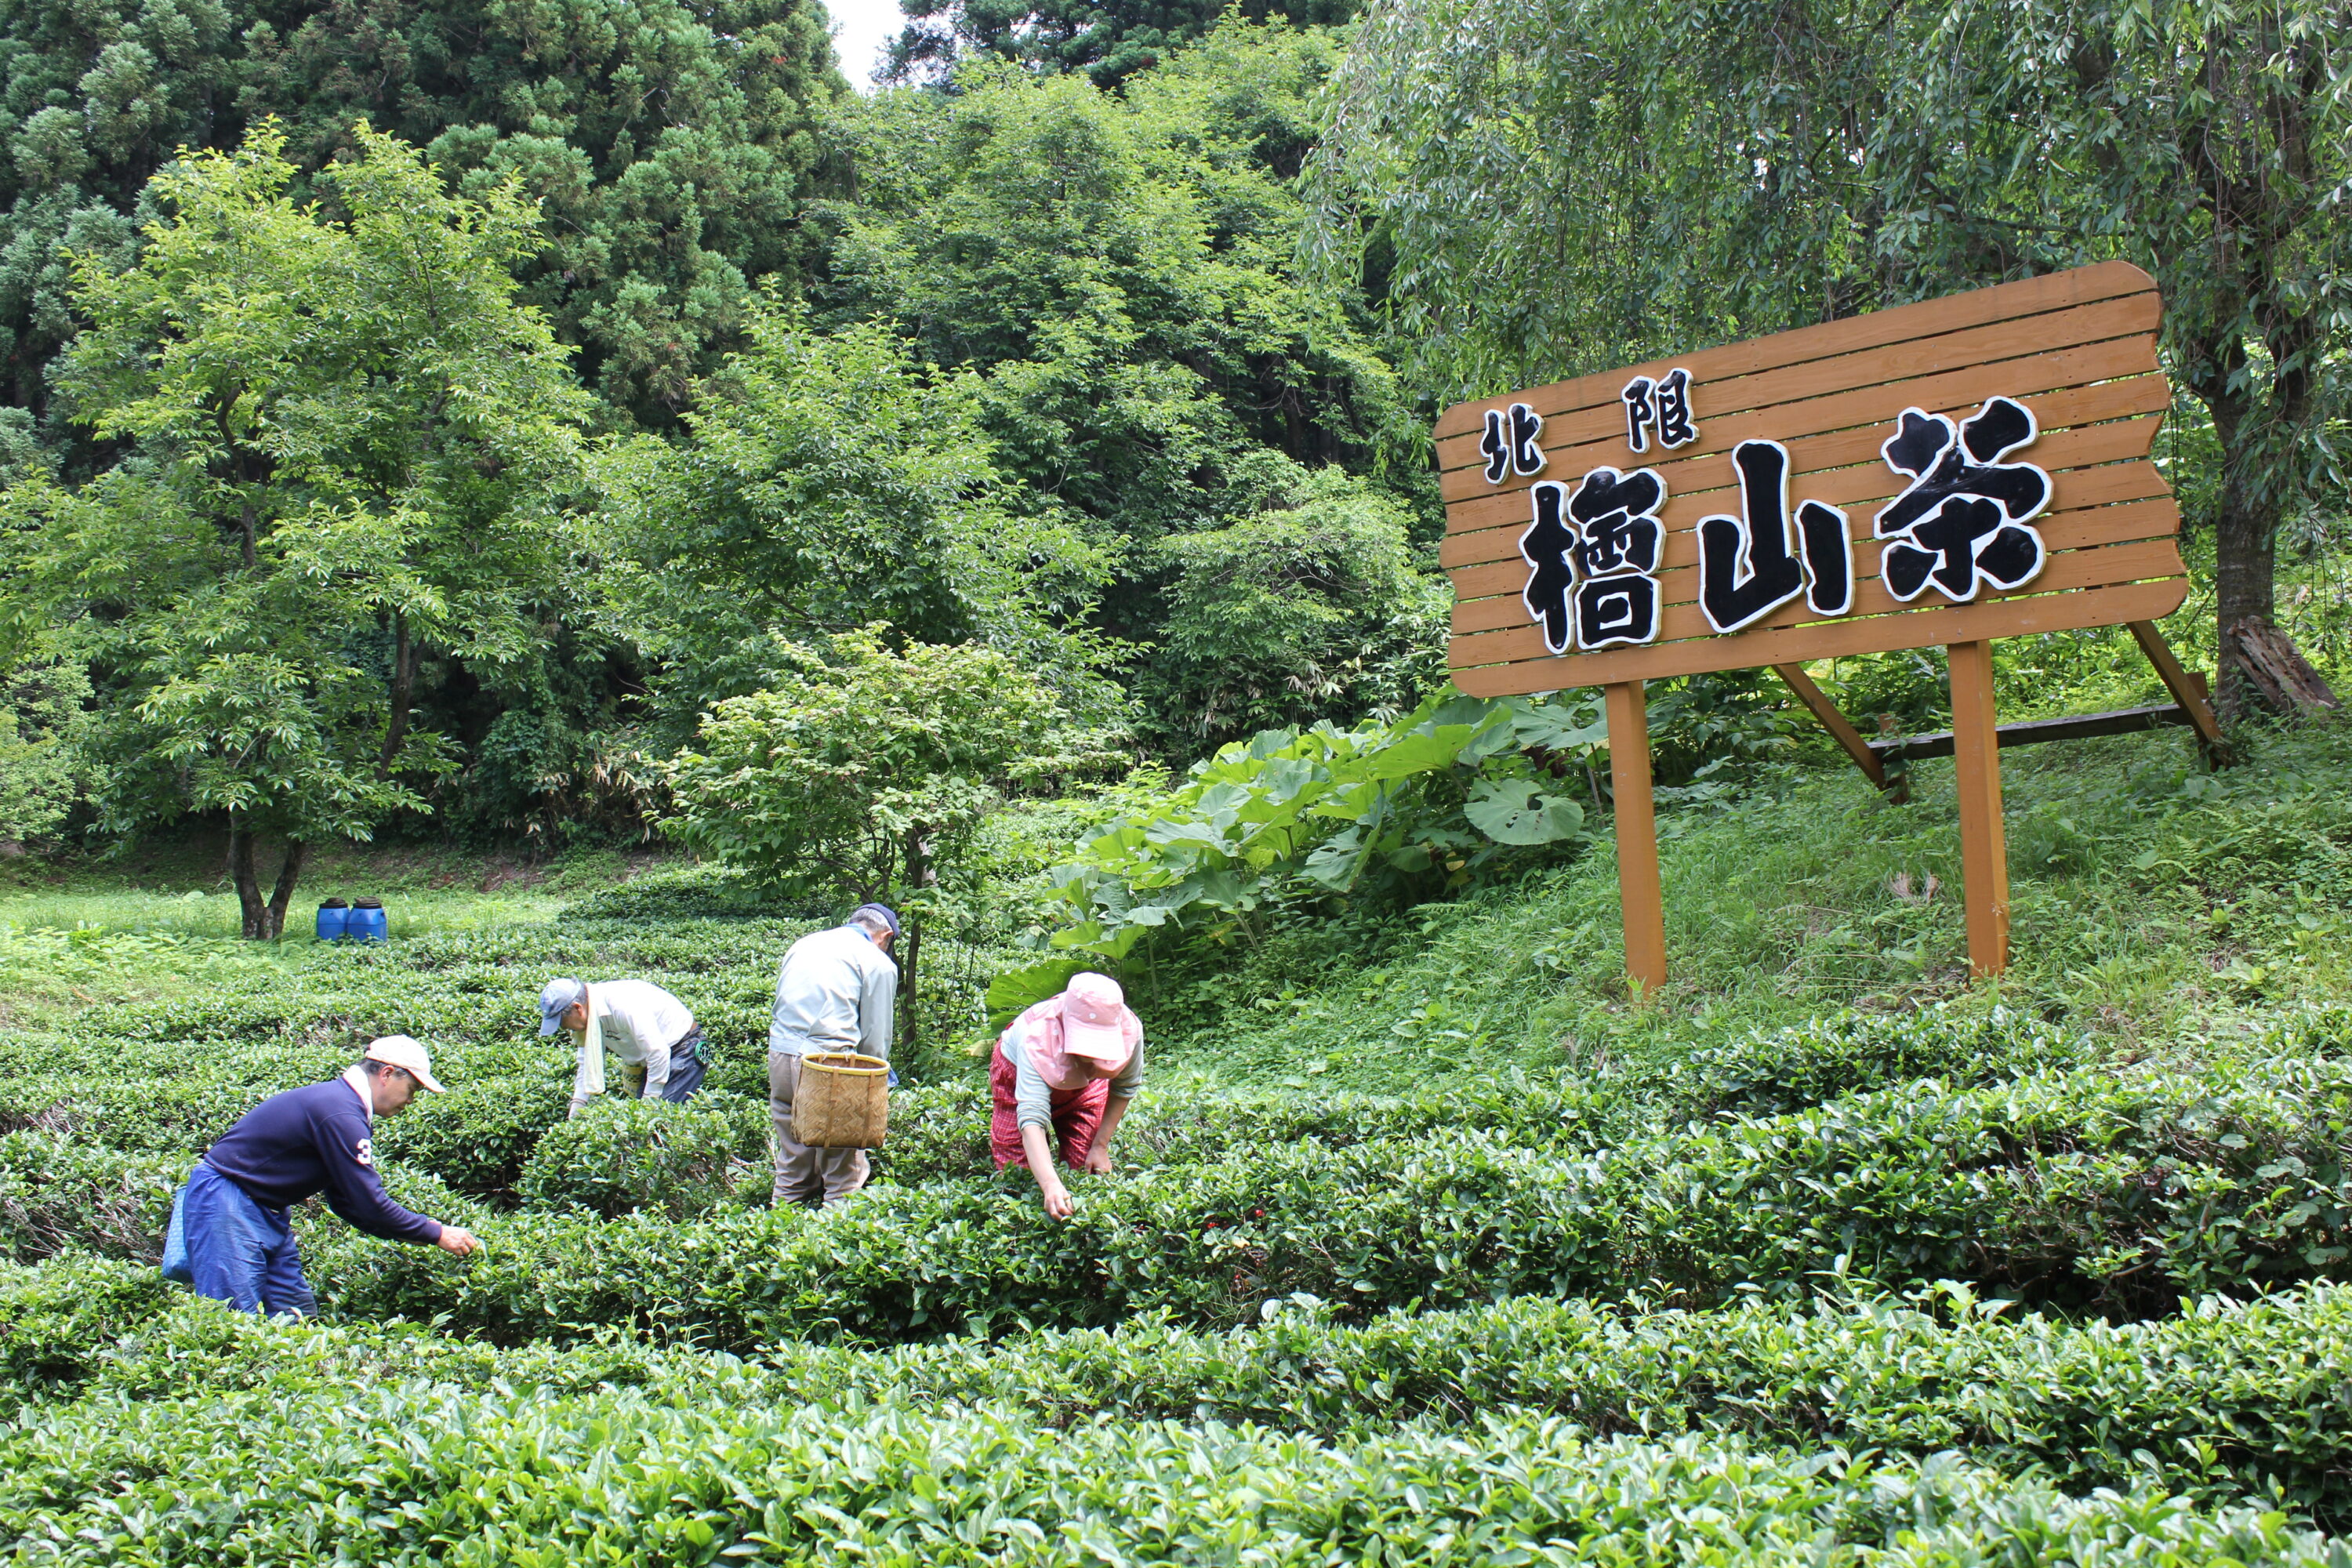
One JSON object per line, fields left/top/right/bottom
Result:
{"left": 1464, "top": 777, "right": 1585, "bottom": 844}
{"left": 985, "top": 955, "right": 1096, "bottom": 1029}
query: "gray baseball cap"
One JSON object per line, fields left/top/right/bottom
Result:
{"left": 538, "top": 977, "right": 587, "bottom": 1035}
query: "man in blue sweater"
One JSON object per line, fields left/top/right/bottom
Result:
{"left": 168, "top": 1035, "right": 481, "bottom": 1316}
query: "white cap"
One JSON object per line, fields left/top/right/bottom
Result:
{"left": 363, "top": 1035, "right": 446, "bottom": 1093}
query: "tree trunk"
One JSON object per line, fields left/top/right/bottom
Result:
{"left": 897, "top": 828, "right": 936, "bottom": 1058}
{"left": 228, "top": 822, "right": 266, "bottom": 939}
{"left": 381, "top": 611, "right": 413, "bottom": 774}
{"left": 227, "top": 820, "right": 309, "bottom": 941}
{"left": 265, "top": 839, "right": 310, "bottom": 942}
{"left": 2209, "top": 423, "right": 2339, "bottom": 720}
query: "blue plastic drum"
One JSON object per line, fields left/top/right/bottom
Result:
{"left": 314, "top": 903, "right": 350, "bottom": 942}
{"left": 347, "top": 905, "right": 389, "bottom": 943}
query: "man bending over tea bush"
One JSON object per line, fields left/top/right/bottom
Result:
{"left": 163, "top": 1036, "right": 481, "bottom": 1316}
{"left": 539, "top": 976, "right": 707, "bottom": 1116}
{"left": 994, "top": 972, "right": 1144, "bottom": 1219}
{"left": 768, "top": 903, "right": 899, "bottom": 1208}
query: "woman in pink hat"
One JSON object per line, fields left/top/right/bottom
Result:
{"left": 991, "top": 971, "right": 1144, "bottom": 1218}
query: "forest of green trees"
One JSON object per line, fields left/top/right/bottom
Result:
{"left": 0, "top": 0, "right": 2343, "bottom": 951}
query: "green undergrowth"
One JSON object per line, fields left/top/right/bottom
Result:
{"left": 1149, "top": 718, "right": 2351, "bottom": 1094}
{"left": 0, "top": 1326, "right": 2339, "bottom": 1566}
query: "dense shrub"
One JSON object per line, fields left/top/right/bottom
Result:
{"left": 517, "top": 1098, "right": 769, "bottom": 1219}
{"left": 18, "top": 1254, "right": 2352, "bottom": 1523}
{"left": 0, "top": 1136, "right": 179, "bottom": 1264}
{"left": 0, "top": 1137, "right": 486, "bottom": 1269}
{"left": 1644, "top": 1004, "right": 2082, "bottom": 1120}
{"left": 370, "top": 1059, "right": 575, "bottom": 1200}
{"left": 555, "top": 864, "right": 821, "bottom": 926}
{"left": 0, "top": 1368, "right": 2336, "bottom": 1565}
{"left": 283, "top": 1053, "right": 2352, "bottom": 1348}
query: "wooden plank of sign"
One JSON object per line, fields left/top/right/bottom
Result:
{"left": 1446, "top": 491, "right": 2182, "bottom": 607}
{"left": 1446, "top": 369, "right": 2172, "bottom": 535}
{"left": 1450, "top": 577, "right": 2188, "bottom": 695}
{"left": 1448, "top": 498, "right": 2182, "bottom": 636}
{"left": 1433, "top": 260, "right": 2155, "bottom": 441}
{"left": 1771, "top": 663, "right": 1890, "bottom": 789}
{"left": 1868, "top": 701, "right": 2202, "bottom": 760}
{"left": 1432, "top": 290, "right": 2160, "bottom": 475}
{"left": 1451, "top": 535, "right": 2185, "bottom": 657}
{"left": 1443, "top": 433, "right": 2172, "bottom": 578}
{"left": 1440, "top": 401, "right": 2168, "bottom": 543}
{"left": 1446, "top": 470, "right": 2173, "bottom": 591}
{"left": 1439, "top": 330, "right": 2159, "bottom": 504}
{"left": 2127, "top": 620, "right": 2228, "bottom": 752}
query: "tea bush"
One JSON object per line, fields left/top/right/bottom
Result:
{"left": 0, "top": 1135, "right": 180, "bottom": 1264}
{"left": 517, "top": 1097, "right": 770, "bottom": 1218}
{"left": 273, "top": 1051, "right": 2352, "bottom": 1348}
{"left": 15, "top": 1254, "right": 2352, "bottom": 1521}
{"left": 2, "top": 1372, "right": 2339, "bottom": 1566}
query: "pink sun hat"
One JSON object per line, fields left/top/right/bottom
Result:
{"left": 1061, "top": 972, "right": 1136, "bottom": 1068}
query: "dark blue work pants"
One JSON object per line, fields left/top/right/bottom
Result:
{"left": 177, "top": 1160, "right": 318, "bottom": 1317}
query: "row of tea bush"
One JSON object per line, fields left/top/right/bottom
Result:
{"left": 10, "top": 1254, "right": 2352, "bottom": 1522}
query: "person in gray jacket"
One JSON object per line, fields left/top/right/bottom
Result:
{"left": 768, "top": 903, "right": 898, "bottom": 1207}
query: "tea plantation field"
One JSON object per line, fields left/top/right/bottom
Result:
{"left": 2, "top": 727, "right": 2350, "bottom": 1565}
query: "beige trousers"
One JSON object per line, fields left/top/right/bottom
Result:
{"left": 768, "top": 1051, "right": 871, "bottom": 1208}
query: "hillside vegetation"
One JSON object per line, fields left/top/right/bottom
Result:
{"left": 2, "top": 718, "right": 2348, "bottom": 1559}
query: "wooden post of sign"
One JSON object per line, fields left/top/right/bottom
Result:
{"left": 1945, "top": 641, "right": 2010, "bottom": 977}
{"left": 1603, "top": 681, "right": 1668, "bottom": 995}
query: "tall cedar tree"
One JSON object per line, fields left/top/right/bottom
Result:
{"left": 0, "top": 0, "right": 841, "bottom": 438}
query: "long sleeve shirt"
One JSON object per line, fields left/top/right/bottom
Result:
{"left": 768, "top": 925, "right": 897, "bottom": 1059}
{"left": 569, "top": 979, "right": 696, "bottom": 1109}
{"left": 999, "top": 1014, "right": 1145, "bottom": 1131}
{"left": 201, "top": 1069, "right": 443, "bottom": 1244}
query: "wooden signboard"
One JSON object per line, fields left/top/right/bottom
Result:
{"left": 1434, "top": 261, "right": 2216, "bottom": 986}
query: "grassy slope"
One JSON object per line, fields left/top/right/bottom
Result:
{"left": 1152, "top": 717, "right": 2351, "bottom": 1095}
{"left": 0, "top": 840, "right": 664, "bottom": 1029}
{"left": 5, "top": 718, "right": 2344, "bottom": 1095}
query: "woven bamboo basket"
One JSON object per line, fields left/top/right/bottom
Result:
{"left": 791, "top": 1051, "right": 890, "bottom": 1148}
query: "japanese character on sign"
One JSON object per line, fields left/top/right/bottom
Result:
{"left": 1481, "top": 401, "right": 1546, "bottom": 483}
{"left": 1520, "top": 465, "right": 1667, "bottom": 653}
{"left": 1694, "top": 440, "right": 1854, "bottom": 633}
{"left": 1519, "top": 481, "right": 1577, "bottom": 654}
{"left": 1874, "top": 397, "right": 2051, "bottom": 602}
{"left": 1621, "top": 368, "right": 1698, "bottom": 454}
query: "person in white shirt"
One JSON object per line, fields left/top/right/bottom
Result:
{"left": 767, "top": 904, "right": 898, "bottom": 1207}
{"left": 539, "top": 978, "right": 706, "bottom": 1117}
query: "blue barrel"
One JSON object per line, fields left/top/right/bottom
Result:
{"left": 314, "top": 902, "right": 350, "bottom": 942}
{"left": 347, "top": 902, "right": 388, "bottom": 943}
